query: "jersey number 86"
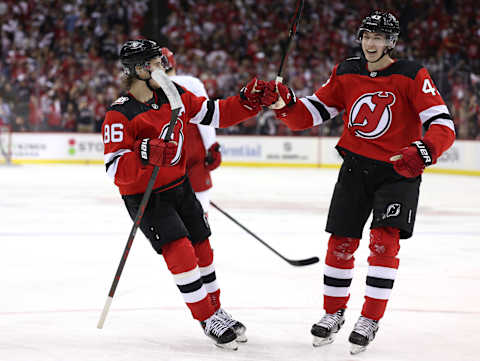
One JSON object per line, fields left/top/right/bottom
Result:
{"left": 104, "top": 124, "right": 124, "bottom": 143}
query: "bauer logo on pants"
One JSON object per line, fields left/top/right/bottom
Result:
{"left": 384, "top": 203, "right": 401, "bottom": 218}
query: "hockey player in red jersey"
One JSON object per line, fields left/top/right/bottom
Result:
{"left": 260, "top": 11, "right": 455, "bottom": 354}
{"left": 160, "top": 47, "right": 221, "bottom": 216}
{"left": 102, "top": 39, "right": 263, "bottom": 350}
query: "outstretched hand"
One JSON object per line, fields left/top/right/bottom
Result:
{"left": 239, "top": 78, "right": 266, "bottom": 111}
{"left": 260, "top": 80, "right": 296, "bottom": 110}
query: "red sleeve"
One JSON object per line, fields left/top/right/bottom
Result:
{"left": 102, "top": 110, "right": 151, "bottom": 187}
{"left": 410, "top": 67, "right": 455, "bottom": 158}
{"left": 314, "top": 65, "right": 345, "bottom": 111}
{"left": 218, "top": 95, "right": 260, "bottom": 128}
{"left": 183, "top": 91, "right": 259, "bottom": 128}
{"left": 275, "top": 65, "right": 344, "bottom": 131}
{"left": 410, "top": 67, "right": 450, "bottom": 120}
{"left": 423, "top": 124, "right": 455, "bottom": 159}
{"left": 274, "top": 102, "right": 315, "bottom": 131}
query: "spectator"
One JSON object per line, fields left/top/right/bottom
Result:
{"left": 0, "top": 0, "right": 478, "bottom": 139}
{"left": 77, "top": 98, "right": 95, "bottom": 133}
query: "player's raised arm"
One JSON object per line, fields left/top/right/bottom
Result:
{"left": 259, "top": 66, "right": 344, "bottom": 131}
{"left": 183, "top": 78, "right": 265, "bottom": 129}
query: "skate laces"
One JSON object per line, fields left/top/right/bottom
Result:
{"left": 317, "top": 310, "right": 344, "bottom": 329}
{"left": 204, "top": 314, "right": 230, "bottom": 337}
{"left": 353, "top": 316, "right": 378, "bottom": 337}
{"left": 215, "top": 308, "right": 237, "bottom": 328}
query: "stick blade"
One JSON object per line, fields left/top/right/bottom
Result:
{"left": 97, "top": 296, "right": 113, "bottom": 329}
{"left": 287, "top": 256, "right": 320, "bottom": 266}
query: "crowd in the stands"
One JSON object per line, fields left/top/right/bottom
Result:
{"left": 0, "top": 0, "right": 479, "bottom": 139}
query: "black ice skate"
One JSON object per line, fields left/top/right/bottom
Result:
{"left": 201, "top": 314, "right": 238, "bottom": 350}
{"left": 215, "top": 308, "right": 248, "bottom": 342}
{"left": 348, "top": 315, "right": 379, "bottom": 354}
{"left": 311, "top": 309, "right": 345, "bottom": 347}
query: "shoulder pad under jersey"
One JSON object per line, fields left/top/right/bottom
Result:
{"left": 336, "top": 57, "right": 363, "bottom": 76}
{"left": 387, "top": 59, "right": 424, "bottom": 79}
{"left": 336, "top": 57, "right": 423, "bottom": 79}
{"left": 107, "top": 95, "right": 148, "bottom": 121}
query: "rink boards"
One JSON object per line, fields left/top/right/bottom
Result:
{"left": 2, "top": 132, "right": 479, "bottom": 176}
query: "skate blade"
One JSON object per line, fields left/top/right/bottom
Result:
{"left": 235, "top": 334, "right": 248, "bottom": 343}
{"left": 350, "top": 344, "right": 367, "bottom": 355}
{"left": 312, "top": 335, "right": 335, "bottom": 347}
{"left": 215, "top": 340, "right": 238, "bottom": 351}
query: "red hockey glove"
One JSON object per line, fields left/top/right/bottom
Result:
{"left": 390, "top": 140, "right": 437, "bottom": 178}
{"left": 205, "top": 142, "right": 222, "bottom": 171}
{"left": 261, "top": 80, "right": 296, "bottom": 110}
{"left": 239, "top": 77, "right": 265, "bottom": 111}
{"left": 135, "top": 138, "right": 177, "bottom": 167}
{"left": 260, "top": 81, "right": 279, "bottom": 107}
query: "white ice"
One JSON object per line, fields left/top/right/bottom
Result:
{"left": 1, "top": 164, "right": 479, "bottom": 361}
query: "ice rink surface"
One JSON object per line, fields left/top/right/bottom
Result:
{"left": 1, "top": 164, "right": 479, "bottom": 361}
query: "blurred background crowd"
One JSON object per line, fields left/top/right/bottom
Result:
{"left": 0, "top": 0, "right": 479, "bottom": 139}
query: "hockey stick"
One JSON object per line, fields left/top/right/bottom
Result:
{"left": 276, "top": 0, "right": 304, "bottom": 83}
{"left": 210, "top": 201, "right": 319, "bottom": 267}
{"left": 97, "top": 69, "right": 182, "bottom": 329}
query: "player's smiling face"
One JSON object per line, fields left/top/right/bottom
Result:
{"left": 361, "top": 31, "right": 387, "bottom": 62}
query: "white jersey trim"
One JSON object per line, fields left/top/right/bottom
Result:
{"left": 211, "top": 100, "right": 220, "bottom": 128}
{"left": 190, "top": 101, "right": 209, "bottom": 125}
{"left": 300, "top": 97, "right": 322, "bottom": 126}
{"left": 419, "top": 104, "right": 455, "bottom": 132}
{"left": 419, "top": 104, "right": 449, "bottom": 123}
{"left": 430, "top": 118, "right": 456, "bottom": 132}
{"left": 189, "top": 100, "right": 220, "bottom": 128}
{"left": 300, "top": 94, "right": 339, "bottom": 126}
{"left": 104, "top": 149, "right": 131, "bottom": 181}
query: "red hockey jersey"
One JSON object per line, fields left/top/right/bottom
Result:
{"left": 102, "top": 84, "right": 257, "bottom": 195}
{"left": 185, "top": 124, "right": 213, "bottom": 192}
{"left": 171, "top": 74, "right": 217, "bottom": 193}
{"left": 277, "top": 58, "right": 455, "bottom": 162}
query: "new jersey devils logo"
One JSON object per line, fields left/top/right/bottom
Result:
{"left": 348, "top": 91, "right": 396, "bottom": 139}
{"left": 159, "top": 118, "right": 184, "bottom": 165}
